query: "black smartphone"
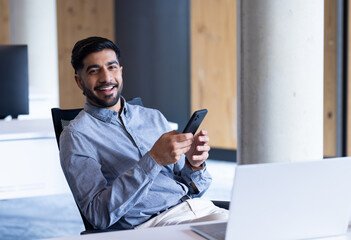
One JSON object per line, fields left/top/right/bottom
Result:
{"left": 182, "top": 109, "right": 208, "bottom": 134}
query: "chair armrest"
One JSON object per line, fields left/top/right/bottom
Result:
{"left": 211, "top": 200, "right": 230, "bottom": 210}
{"left": 80, "top": 228, "right": 118, "bottom": 235}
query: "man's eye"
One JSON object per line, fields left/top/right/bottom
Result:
{"left": 89, "top": 69, "right": 98, "bottom": 74}
{"left": 109, "top": 65, "right": 118, "bottom": 70}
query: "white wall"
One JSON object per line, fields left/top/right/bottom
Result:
{"left": 9, "top": 0, "right": 59, "bottom": 119}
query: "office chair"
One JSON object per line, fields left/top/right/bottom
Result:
{"left": 51, "top": 97, "right": 229, "bottom": 234}
{"left": 51, "top": 97, "right": 143, "bottom": 234}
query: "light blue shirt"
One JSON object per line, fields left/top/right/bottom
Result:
{"left": 59, "top": 98, "right": 212, "bottom": 230}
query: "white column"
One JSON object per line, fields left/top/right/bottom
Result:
{"left": 237, "top": 0, "right": 324, "bottom": 164}
{"left": 9, "top": 0, "right": 58, "bottom": 118}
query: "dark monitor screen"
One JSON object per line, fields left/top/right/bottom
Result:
{"left": 0, "top": 45, "right": 29, "bottom": 119}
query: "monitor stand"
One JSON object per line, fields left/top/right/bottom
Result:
{"left": 0, "top": 115, "right": 18, "bottom": 119}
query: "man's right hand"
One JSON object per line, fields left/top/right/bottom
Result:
{"left": 149, "top": 130, "right": 194, "bottom": 166}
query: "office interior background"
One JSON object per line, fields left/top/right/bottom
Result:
{"left": 0, "top": 0, "right": 349, "bottom": 239}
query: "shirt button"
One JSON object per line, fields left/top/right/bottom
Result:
{"left": 113, "top": 112, "right": 117, "bottom": 116}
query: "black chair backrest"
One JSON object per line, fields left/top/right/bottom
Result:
{"left": 50, "top": 97, "right": 143, "bottom": 233}
{"left": 51, "top": 97, "right": 143, "bottom": 149}
{"left": 51, "top": 108, "right": 83, "bottom": 149}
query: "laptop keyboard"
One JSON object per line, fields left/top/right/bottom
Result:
{"left": 191, "top": 222, "right": 227, "bottom": 240}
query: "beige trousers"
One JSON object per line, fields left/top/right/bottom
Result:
{"left": 136, "top": 198, "right": 229, "bottom": 229}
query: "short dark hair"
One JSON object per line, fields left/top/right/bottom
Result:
{"left": 71, "top": 36, "right": 120, "bottom": 73}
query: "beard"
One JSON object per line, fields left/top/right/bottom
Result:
{"left": 83, "top": 81, "right": 123, "bottom": 108}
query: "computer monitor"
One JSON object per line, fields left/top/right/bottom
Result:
{"left": 0, "top": 45, "right": 29, "bottom": 119}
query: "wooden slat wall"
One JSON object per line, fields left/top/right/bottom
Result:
{"left": 324, "top": 0, "right": 337, "bottom": 157}
{"left": 0, "top": 0, "right": 10, "bottom": 44}
{"left": 57, "top": 0, "right": 115, "bottom": 109}
{"left": 191, "top": 0, "right": 237, "bottom": 150}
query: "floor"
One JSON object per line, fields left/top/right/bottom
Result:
{"left": 0, "top": 159, "right": 236, "bottom": 240}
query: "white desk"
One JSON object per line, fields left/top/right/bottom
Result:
{"left": 0, "top": 118, "right": 177, "bottom": 200}
{"left": 0, "top": 118, "right": 55, "bottom": 140}
{"left": 42, "top": 221, "right": 219, "bottom": 240}
{"left": 42, "top": 221, "right": 351, "bottom": 240}
{"left": 0, "top": 118, "right": 70, "bottom": 199}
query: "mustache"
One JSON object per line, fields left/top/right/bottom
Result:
{"left": 94, "top": 82, "right": 119, "bottom": 91}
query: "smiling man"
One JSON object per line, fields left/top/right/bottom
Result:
{"left": 74, "top": 48, "right": 123, "bottom": 110}
{"left": 59, "top": 36, "right": 228, "bottom": 231}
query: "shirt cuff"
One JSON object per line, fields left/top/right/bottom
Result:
{"left": 138, "top": 152, "right": 162, "bottom": 179}
{"left": 185, "top": 157, "right": 205, "bottom": 171}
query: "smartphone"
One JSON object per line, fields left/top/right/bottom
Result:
{"left": 182, "top": 109, "right": 208, "bottom": 134}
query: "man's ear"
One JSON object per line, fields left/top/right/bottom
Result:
{"left": 119, "top": 66, "right": 123, "bottom": 76}
{"left": 74, "top": 74, "right": 84, "bottom": 91}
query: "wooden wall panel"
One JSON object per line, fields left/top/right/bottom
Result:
{"left": 57, "top": 0, "right": 115, "bottom": 109}
{"left": 191, "top": 0, "right": 237, "bottom": 150}
{"left": 0, "top": 0, "right": 10, "bottom": 44}
{"left": 324, "top": 0, "right": 337, "bottom": 157}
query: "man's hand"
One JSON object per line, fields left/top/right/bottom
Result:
{"left": 185, "top": 130, "right": 210, "bottom": 168}
{"left": 150, "top": 131, "right": 194, "bottom": 166}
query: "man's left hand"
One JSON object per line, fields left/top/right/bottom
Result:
{"left": 185, "top": 129, "right": 210, "bottom": 168}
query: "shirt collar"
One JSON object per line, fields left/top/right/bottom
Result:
{"left": 84, "top": 96, "right": 127, "bottom": 123}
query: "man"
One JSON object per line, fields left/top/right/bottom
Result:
{"left": 60, "top": 36, "right": 228, "bottom": 230}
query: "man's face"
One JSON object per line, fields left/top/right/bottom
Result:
{"left": 75, "top": 49, "right": 123, "bottom": 110}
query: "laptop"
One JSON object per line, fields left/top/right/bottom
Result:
{"left": 191, "top": 157, "right": 351, "bottom": 240}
